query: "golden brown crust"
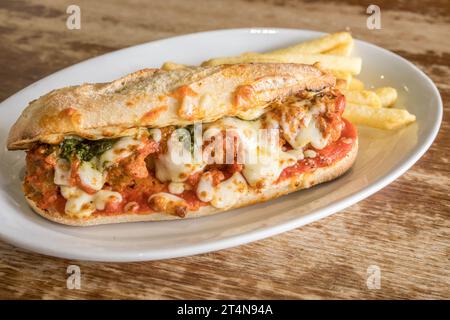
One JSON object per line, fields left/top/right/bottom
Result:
{"left": 7, "top": 63, "right": 335, "bottom": 150}
{"left": 25, "top": 137, "right": 358, "bottom": 226}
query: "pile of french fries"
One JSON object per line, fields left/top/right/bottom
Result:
{"left": 162, "top": 32, "right": 416, "bottom": 130}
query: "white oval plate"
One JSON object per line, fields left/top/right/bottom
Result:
{"left": 0, "top": 28, "right": 442, "bottom": 261}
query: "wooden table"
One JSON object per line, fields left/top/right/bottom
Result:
{"left": 0, "top": 0, "right": 448, "bottom": 299}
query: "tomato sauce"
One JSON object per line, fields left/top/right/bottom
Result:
{"left": 278, "top": 118, "right": 357, "bottom": 181}
{"left": 23, "top": 145, "right": 60, "bottom": 210}
{"left": 24, "top": 117, "right": 356, "bottom": 218}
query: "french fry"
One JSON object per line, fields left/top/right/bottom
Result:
{"left": 202, "top": 52, "right": 362, "bottom": 75}
{"left": 331, "top": 70, "right": 351, "bottom": 79}
{"left": 343, "top": 105, "right": 416, "bottom": 130}
{"left": 331, "top": 71, "right": 351, "bottom": 89}
{"left": 348, "top": 77, "right": 364, "bottom": 91}
{"left": 375, "top": 87, "right": 398, "bottom": 108}
{"left": 343, "top": 89, "right": 382, "bottom": 108}
{"left": 323, "top": 39, "right": 354, "bottom": 56}
{"left": 268, "top": 32, "right": 352, "bottom": 55}
{"left": 161, "top": 61, "right": 189, "bottom": 71}
{"left": 331, "top": 70, "right": 352, "bottom": 85}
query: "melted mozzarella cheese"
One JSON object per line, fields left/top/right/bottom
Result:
{"left": 211, "top": 172, "right": 248, "bottom": 209}
{"left": 56, "top": 135, "right": 141, "bottom": 192}
{"left": 204, "top": 116, "right": 299, "bottom": 189}
{"left": 279, "top": 103, "right": 329, "bottom": 150}
{"left": 93, "top": 190, "right": 122, "bottom": 211}
{"left": 155, "top": 134, "right": 205, "bottom": 182}
{"left": 155, "top": 151, "right": 205, "bottom": 182}
{"left": 287, "top": 118, "right": 329, "bottom": 149}
{"left": 204, "top": 117, "right": 261, "bottom": 164}
{"left": 286, "top": 148, "right": 305, "bottom": 160}
{"left": 60, "top": 186, "right": 95, "bottom": 217}
{"left": 77, "top": 161, "right": 105, "bottom": 191}
{"left": 196, "top": 172, "right": 248, "bottom": 209}
{"left": 304, "top": 149, "right": 317, "bottom": 158}
{"left": 60, "top": 186, "right": 122, "bottom": 218}
{"left": 237, "top": 99, "right": 330, "bottom": 187}
{"left": 99, "top": 136, "right": 141, "bottom": 168}
{"left": 147, "top": 192, "right": 187, "bottom": 214}
{"left": 242, "top": 146, "right": 297, "bottom": 188}
{"left": 55, "top": 134, "right": 149, "bottom": 216}
{"left": 54, "top": 159, "right": 71, "bottom": 186}
{"left": 168, "top": 182, "right": 185, "bottom": 195}
{"left": 196, "top": 172, "right": 214, "bottom": 202}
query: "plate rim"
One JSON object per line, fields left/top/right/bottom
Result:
{"left": 0, "top": 28, "right": 443, "bottom": 261}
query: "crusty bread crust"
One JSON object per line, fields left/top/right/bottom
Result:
{"left": 25, "top": 137, "right": 358, "bottom": 226}
{"left": 7, "top": 63, "right": 335, "bottom": 150}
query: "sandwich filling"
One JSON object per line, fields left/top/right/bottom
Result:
{"left": 24, "top": 88, "right": 356, "bottom": 219}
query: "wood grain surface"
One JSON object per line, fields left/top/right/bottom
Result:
{"left": 0, "top": 0, "right": 449, "bottom": 299}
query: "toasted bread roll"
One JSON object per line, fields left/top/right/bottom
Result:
{"left": 8, "top": 63, "right": 334, "bottom": 150}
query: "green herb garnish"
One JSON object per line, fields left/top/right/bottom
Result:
{"left": 59, "top": 138, "right": 117, "bottom": 162}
